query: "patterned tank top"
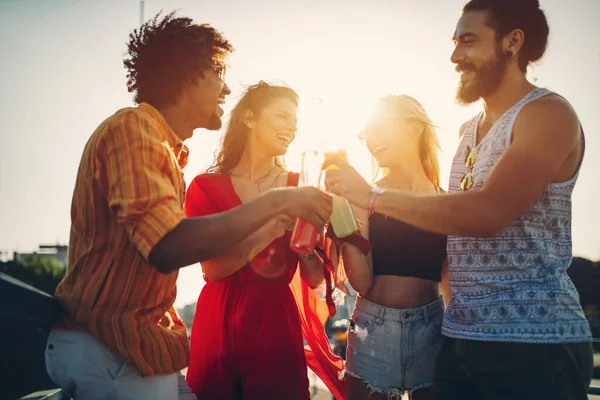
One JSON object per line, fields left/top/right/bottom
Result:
{"left": 444, "top": 88, "right": 592, "bottom": 343}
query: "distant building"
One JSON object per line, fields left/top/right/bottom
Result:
{"left": 0, "top": 250, "right": 9, "bottom": 263}
{"left": 14, "top": 244, "right": 68, "bottom": 268}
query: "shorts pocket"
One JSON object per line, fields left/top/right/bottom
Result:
{"left": 45, "top": 345, "right": 68, "bottom": 387}
{"left": 45, "top": 332, "right": 78, "bottom": 393}
{"left": 426, "top": 309, "right": 444, "bottom": 336}
{"left": 346, "top": 341, "right": 400, "bottom": 389}
{"left": 109, "top": 359, "right": 129, "bottom": 380}
{"left": 351, "top": 311, "right": 377, "bottom": 335}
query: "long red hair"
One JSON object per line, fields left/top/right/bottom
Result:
{"left": 207, "top": 81, "right": 299, "bottom": 175}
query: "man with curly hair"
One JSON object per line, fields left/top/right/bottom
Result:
{"left": 44, "top": 12, "right": 332, "bottom": 400}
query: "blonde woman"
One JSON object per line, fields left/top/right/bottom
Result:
{"left": 337, "top": 96, "right": 450, "bottom": 400}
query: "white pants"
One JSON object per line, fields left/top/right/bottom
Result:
{"left": 45, "top": 329, "right": 179, "bottom": 400}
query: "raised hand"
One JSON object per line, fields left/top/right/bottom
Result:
{"left": 273, "top": 186, "right": 333, "bottom": 229}
{"left": 322, "top": 157, "right": 372, "bottom": 209}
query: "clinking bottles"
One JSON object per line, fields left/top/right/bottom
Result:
{"left": 289, "top": 150, "right": 324, "bottom": 257}
{"left": 323, "top": 150, "right": 358, "bottom": 238}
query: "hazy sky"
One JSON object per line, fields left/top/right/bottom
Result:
{"left": 1, "top": 0, "right": 598, "bottom": 306}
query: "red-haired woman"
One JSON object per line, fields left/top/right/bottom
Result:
{"left": 184, "top": 82, "right": 344, "bottom": 400}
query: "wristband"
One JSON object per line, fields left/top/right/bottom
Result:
{"left": 367, "top": 187, "right": 386, "bottom": 214}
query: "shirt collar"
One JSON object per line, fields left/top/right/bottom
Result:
{"left": 138, "top": 102, "right": 189, "bottom": 169}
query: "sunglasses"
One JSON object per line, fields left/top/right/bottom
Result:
{"left": 211, "top": 64, "right": 227, "bottom": 80}
{"left": 460, "top": 145, "right": 477, "bottom": 191}
{"left": 249, "top": 80, "right": 268, "bottom": 94}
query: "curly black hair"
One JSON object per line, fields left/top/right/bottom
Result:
{"left": 463, "top": 0, "right": 549, "bottom": 72}
{"left": 124, "top": 11, "right": 233, "bottom": 108}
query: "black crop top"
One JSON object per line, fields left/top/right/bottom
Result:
{"left": 369, "top": 213, "right": 447, "bottom": 282}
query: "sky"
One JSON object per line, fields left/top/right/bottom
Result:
{"left": 0, "top": 0, "right": 599, "bottom": 307}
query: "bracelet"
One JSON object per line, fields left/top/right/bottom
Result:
{"left": 367, "top": 187, "right": 386, "bottom": 214}
{"left": 355, "top": 218, "right": 363, "bottom": 236}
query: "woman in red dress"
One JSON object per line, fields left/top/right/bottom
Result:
{"left": 185, "top": 81, "right": 344, "bottom": 400}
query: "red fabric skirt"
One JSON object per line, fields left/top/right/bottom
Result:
{"left": 184, "top": 173, "right": 345, "bottom": 400}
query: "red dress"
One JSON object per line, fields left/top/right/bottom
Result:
{"left": 185, "top": 173, "right": 323, "bottom": 400}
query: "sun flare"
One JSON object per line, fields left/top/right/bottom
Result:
{"left": 287, "top": 94, "right": 377, "bottom": 183}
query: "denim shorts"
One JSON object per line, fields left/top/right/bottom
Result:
{"left": 344, "top": 295, "right": 445, "bottom": 398}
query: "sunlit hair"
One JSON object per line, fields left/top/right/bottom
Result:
{"left": 365, "top": 95, "right": 441, "bottom": 187}
{"left": 124, "top": 11, "right": 233, "bottom": 108}
{"left": 207, "top": 81, "right": 299, "bottom": 175}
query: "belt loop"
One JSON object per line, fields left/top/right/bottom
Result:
{"left": 375, "top": 306, "right": 385, "bottom": 325}
{"left": 423, "top": 304, "right": 430, "bottom": 325}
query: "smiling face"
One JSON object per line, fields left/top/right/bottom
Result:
{"left": 451, "top": 10, "right": 507, "bottom": 105}
{"left": 181, "top": 65, "right": 231, "bottom": 132}
{"left": 249, "top": 96, "right": 298, "bottom": 158}
{"left": 192, "top": 68, "right": 231, "bottom": 130}
{"left": 362, "top": 117, "right": 420, "bottom": 168}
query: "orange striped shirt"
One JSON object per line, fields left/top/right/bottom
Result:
{"left": 55, "top": 103, "right": 189, "bottom": 376}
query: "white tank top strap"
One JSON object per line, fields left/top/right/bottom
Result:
{"left": 503, "top": 87, "right": 553, "bottom": 147}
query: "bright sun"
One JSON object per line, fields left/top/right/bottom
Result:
{"left": 286, "top": 94, "right": 377, "bottom": 183}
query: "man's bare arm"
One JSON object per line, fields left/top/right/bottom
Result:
{"left": 150, "top": 187, "right": 332, "bottom": 273}
{"left": 199, "top": 218, "right": 289, "bottom": 281}
{"left": 373, "top": 95, "right": 581, "bottom": 236}
{"left": 325, "top": 95, "right": 581, "bottom": 237}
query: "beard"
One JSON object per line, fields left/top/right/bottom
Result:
{"left": 205, "top": 113, "right": 222, "bottom": 131}
{"left": 456, "top": 47, "right": 507, "bottom": 105}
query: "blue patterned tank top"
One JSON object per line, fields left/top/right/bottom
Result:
{"left": 444, "top": 88, "right": 592, "bottom": 343}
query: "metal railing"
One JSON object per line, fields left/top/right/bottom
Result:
{"left": 18, "top": 389, "right": 62, "bottom": 400}
{"left": 1, "top": 273, "right": 62, "bottom": 400}
{"left": 2, "top": 272, "right": 599, "bottom": 398}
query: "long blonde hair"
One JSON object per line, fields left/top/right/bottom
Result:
{"left": 367, "top": 95, "right": 441, "bottom": 186}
